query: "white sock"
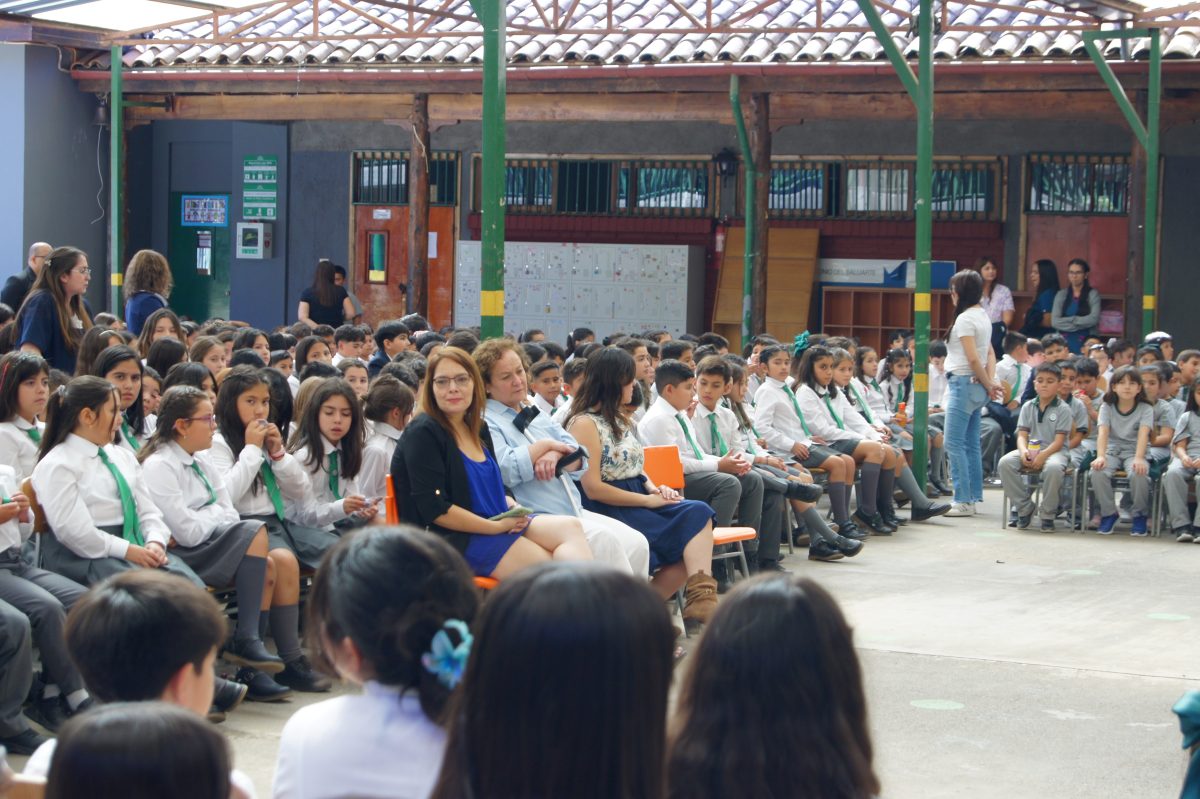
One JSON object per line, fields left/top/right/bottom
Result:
{"left": 42, "top": 684, "right": 61, "bottom": 699}
{"left": 66, "top": 690, "right": 89, "bottom": 711}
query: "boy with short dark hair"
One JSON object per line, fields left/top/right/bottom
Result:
{"left": 697, "top": 332, "right": 730, "bottom": 354}
{"left": 368, "top": 320, "right": 410, "bottom": 378}
{"left": 551, "top": 358, "right": 590, "bottom": 426}
{"left": 312, "top": 324, "right": 336, "bottom": 348}
{"left": 659, "top": 340, "right": 696, "bottom": 369}
{"left": 331, "top": 324, "right": 366, "bottom": 366}
{"left": 1178, "top": 350, "right": 1200, "bottom": 390}
{"left": 529, "top": 360, "right": 564, "bottom": 416}
{"left": 999, "top": 363, "right": 1073, "bottom": 532}
{"left": 996, "top": 331, "right": 1030, "bottom": 409}
{"left": 1019, "top": 333, "right": 1071, "bottom": 403}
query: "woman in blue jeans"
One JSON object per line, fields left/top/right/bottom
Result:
{"left": 942, "top": 270, "right": 1005, "bottom": 517}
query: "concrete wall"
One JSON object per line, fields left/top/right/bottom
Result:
{"left": 288, "top": 149, "right": 350, "bottom": 317}
{"left": 0, "top": 45, "right": 25, "bottom": 288}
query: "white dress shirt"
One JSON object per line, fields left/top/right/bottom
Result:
{"left": 929, "top": 363, "right": 947, "bottom": 408}
{"left": 692, "top": 402, "right": 742, "bottom": 457}
{"left": 551, "top": 396, "right": 577, "bottom": 427}
{"left": 273, "top": 683, "right": 445, "bottom": 799}
{"left": 360, "top": 424, "right": 402, "bottom": 500}
{"left": 0, "top": 465, "right": 32, "bottom": 552}
{"left": 638, "top": 396, "right": 720, "bottom": 474}
{"left": 995, "top": 354, "right": 1029, "bottom": 405}
{"left": 31, "top": 434, "right": 170, "bottom": 559}
{"left": 850, "top": 377, "right": 892, "bottom": 424}
{"left": 0, "top": 417, "right": 44, "bottom": 483}
{"left": 287, "top": 373, "right": 300, "bottom": 398}
{"left": 207, "top": 433, "right": 314, "bottom": 518}
{"left": 531, "top": 392, "right": 562, "bottom": 417}
{"left": 752, "top": 377, "right": 814, "bottom": 453}
{"left": 288, "top": 437, "right": 356, "bottom": 527}
{"left": 141, "top": 442, "right": 241, "bottom": 548}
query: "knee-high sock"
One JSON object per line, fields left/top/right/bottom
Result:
{"left": 801, "top": 507, "right": 838, "bottom": 545}
{"left": 233, "top": 556, "right": 268, "bottom": 641}
{"left": 879, "top": 468, "right": 896, "bottom": 511}
{"left": 828, "top": 482, "right": 850, "bottom": 524}
{"left": 931, "top": 444, "right": 946, "bottom": 483}
{"left": 259, "top": 610, "right": 270, "bottom": 640}
{"left": 857, "top": 462, "right": 881, "bottom": 515}
{"left": 897, "top": 465, "right": 932, "bottom": 509}
{"left": 270, "top": 604, "right": 303, "bottom": 663}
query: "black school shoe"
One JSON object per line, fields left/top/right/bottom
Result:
{"left": 785, "top": 481, "right": 825, "bottom": 503}
{"left": 852, "top": 509, "right": 895, "bottom": 536}
{"left": 808, "top": 541, "right": 845, "bottom": 562}
{"left": 758, "top": 560, "right": 792, "bottom": 574}
{"left": 235, "top": 668, "right": 293, "bottom": 702}
{"left": 833, "top": 535, "right": 864, "bottom": 557}
{"left": 911, "top": 502, "right": 952, "bottom": 522}
{"left": 224, "top": 637, "right": 285, "bottom": 674}
{"left": 2, "top": 728, "right": 48, "bottom": 756}
{"left": 276, "top": 656, "right": 333, "bottom": 693}
{"left": 24, "top": 695, "right": 69, "bottom": 733}
{"left": 880, "top": 505, "right": 907, "bottom": 527}
{"left": 213, "top": 676, "right": 249, "bottom": 713}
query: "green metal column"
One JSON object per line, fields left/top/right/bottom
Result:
{"left": 729, "top": 75, "right": 755, "bottom": 346}
{"left": 109, "top": 45, "right": 124, "bottom": 316}
{"left": 857, "top": 0, "right": 933, "bottom": 484}
{"left": 1083, "top": 28, "right": 1162, "bottom": 338}
{"left": 469, "top": 0, "right": 506, "bottom": 339}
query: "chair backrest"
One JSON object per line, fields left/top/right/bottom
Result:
{"left": 642, "top": 445, "right": 685, "bottom": 490}
{"left": 19, "top": 478, "right": 47, "bottom": 535}
{"left": 385, "top": 474, "right": 399, "bottom": 525}
{"left": 5, "top": 774, "right": 47, "bottom": 799}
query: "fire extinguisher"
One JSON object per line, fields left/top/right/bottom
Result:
{"left": 714, "top": 218, "right": 727, "bottom": 254}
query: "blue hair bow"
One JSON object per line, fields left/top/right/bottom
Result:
{"left": 792, "top": 331, "right": 811, "bottom": 357}
{"left": 421, "top": 619, "right": 473, "bottom": 690}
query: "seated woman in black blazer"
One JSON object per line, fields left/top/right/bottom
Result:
{"left": 391, "top": 346, "right": 591, "bottom": 578}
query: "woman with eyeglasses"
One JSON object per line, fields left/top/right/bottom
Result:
{"left": 1052, "top": 258, "right": 1101, "bottom": 354}
{"left": 14, "top": 247, "right": 94, "bottom": 374}
{"left": 391, "top": 346, "right": 592, "bottom": 579}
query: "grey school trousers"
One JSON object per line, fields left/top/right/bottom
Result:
{"left": 1091, "top": 447, "right": 1152, "bottom": 517}
{"left": 0, "top": 599, "right": 32, "bottom": 737}
{"left": 1163, "top": 461, "right": 1200, "bottom": 531}
{"left": 998, "top": 450, "right": 1069, "bottom": 520}
{"left": 0, "top": 547, "right": 86, "bottom": 696}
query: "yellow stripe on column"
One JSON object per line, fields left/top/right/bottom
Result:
{"left": 914, "top": 293, "right": 931, "bottom": 312}
{"left": 481, "top": 290, "right": 505, "bottom": 317}
{"left": 913, "top": 373, "right": 928, "bottom": 392}
{"left": 110, "top": 272, "right": 123, "bottom": 287}
{"left": 1144, "top": 295, "right": 1156, "bottom": 310}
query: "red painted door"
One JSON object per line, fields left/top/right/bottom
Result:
{"left": 353, "top": 205, "right": 456, "bottom": 329}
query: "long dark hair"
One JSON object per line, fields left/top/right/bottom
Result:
{"left": 260, "top": 367, "right": 295, "bottom": 435}
{"left": 668, "top": 575, "right": 879, "bottom": 799}
{"left": 726, "top": 360, "right": 754, "bottom": 432}
{"left": 289, "top": 377, "right": 365, "bottom": 479}
{"left": 311, "top": 259, "right": 338, "bottom": 308}
{"left": 0, "top": 351, "right": 49, "bottom": 422}
{"left": 74, "top": 326, "right": 123, "bottom": 377}
{"left": 47, "top": 702, "right": 230, "bottom": 799}
{"left": 419, "top": 347, "right": 488, "bottom": 450}
{"left": 880, "top": 348, "right": 913, "bottom": 402}
{"left": 215, "top": 366, "right": 272, "bottom": 496}
{"left": 432, "top": 563, "right": 674, "bottom": 799}
{"left": 950, "top": 269, "right": 984, "bottom": 323}
{"left": 138, "top": 386, "right": 208, "bottom": 464}
{"left": 162, "top": 362, "right": 216, "bottom": 398}
{"left": 1066, "top": 258, "right": 1094, "bottom": 317}
{"left": 295, "top": 335, "right": 330, "bottom": 370}
{"left": 1103, "top": 365, "right": 1151, "bottom": 407}
{"left": 1033, "top": 259, "right": 1061, "bottom": 296}
{"left": 566, "top": 326, "right": 594, "bottom": 355}
{"left": 38, "top": 376, "right": 118, "bottom": 461}
{"left": 136, "top": 308, "right": 184, "bottom": 358}
{"left": 308, "top": 526, "right": 479, "bottom": 724}
{"left": 91, "top": 345, "right": 145, "bottom": 442}
{"left": 974, "top": 255, "right": 1001, "bottom": 299}
{"left": 797, "top": 345, "right": 834, "bottom": 397}
{"left": 16, "top": 246, "right": 93, "bottom": 353}
{"left": 563, "top": 347, "right": 637, "bottom": 440}
{"left": 146, "top": 337, "right": 187, "bottom": 381}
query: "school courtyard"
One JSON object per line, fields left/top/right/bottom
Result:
{"left": 122, "top": 487, "right": 1191, "bottom": 798}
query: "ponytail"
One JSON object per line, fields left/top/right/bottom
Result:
{"left": 139, "top": 386, "right": 207, "bottom": 463}
{"left": 38, "top": 376, "right": 116, "bottom": 461}
{"left": 364, "top": 375, "right": 415, "bottom": 424}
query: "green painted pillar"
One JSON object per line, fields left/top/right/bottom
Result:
{"left": 109, "top": 45, "right": 124, "bottom": 316}
{"left": 470, "top": 0, "right": 506, "bottom": 340}
{"left": 911, "top": 0, "right": 933, "bottom": 485}
{"left": 729, "top": 75, "right": 755, "bottom": 346}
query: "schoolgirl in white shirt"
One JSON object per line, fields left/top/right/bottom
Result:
{"left": 360, "top": 376, "right": 414, "bottom": 501}
{"left": 0, "top": 352, "right": 49, "bottom": 482}
{"left": 274, "top": 528, "right": 475, "bottom": 799}
{"left": 139, "top": 385, "right": 285, "bottom": 676}
{"left": 209, "top": 366, "right": 336, "bottom": 694}
{"left": 90, "top": 345, "right": 152, "bottom": 455}
{"left": 31, "top": 376, "right": 202, "bottom": 587}
{"left": 287, "top": 377, "right": 381, "bottom": 531}
{"left": 879, "top": 348, "right": 915, "bottom": 448}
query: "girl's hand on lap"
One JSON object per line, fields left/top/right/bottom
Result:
{"left": 343, "top": 495, "right": 368, "bottom": 515}
{"left": 125, "top": 545, "right": 160, "bottom": 568}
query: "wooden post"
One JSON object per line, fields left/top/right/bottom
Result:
{"left": 408, "top": 93, "right": 430, "bottom": 316}
{"left": 750, "top": 92, "right": 770, "bottom": 334}
{"left": 1126, "top": 103, "right": 1147, "bottom": 341}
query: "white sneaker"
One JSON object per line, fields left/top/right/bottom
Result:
{"left": 944, "top": 502, "right": 976, "bottom": 517}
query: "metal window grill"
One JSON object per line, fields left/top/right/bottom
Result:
{"left": 1027, "top": 153, "right": 1130, "bottom": 215}
{"left": 352, "top": 151, "right": 458, "bottom": 205}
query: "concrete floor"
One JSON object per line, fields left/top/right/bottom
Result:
{"left": 15, "top": 488, "right": 1197, "bottom": 797}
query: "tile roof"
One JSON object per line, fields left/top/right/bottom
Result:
{"left": 117, "top": 0, "right": 1200, "bottom": 69}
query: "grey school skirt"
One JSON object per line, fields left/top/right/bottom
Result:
{"left": 40, "top": 527, "right": 204, "bottom": 588}
{"left": 172, "top": 520, "right": 263, "bottom": 588}
{"left": 243, "top": 514, "right": 341, "bottom": 571}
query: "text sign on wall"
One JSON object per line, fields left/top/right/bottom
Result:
{"left": 242, "top": 155, "right": 278, "bottom": 220}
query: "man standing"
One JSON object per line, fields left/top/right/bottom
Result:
{"left": 1, "top": 242, "right": 51, "bottom": 311}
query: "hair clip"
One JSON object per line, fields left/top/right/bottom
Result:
{"left": 421, "top": 618, "right": 472, "bottom": 690}
{"left": 791, "top": 331, "right": 811, "bottom": 357}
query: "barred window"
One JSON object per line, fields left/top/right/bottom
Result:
{"left": 1027, "top": 154, "right": 1130, "bottom": 215}
{"left": 352, "top": 151, "right": 458, "bottom": 205}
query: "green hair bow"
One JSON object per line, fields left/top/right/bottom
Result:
{"left": 791, "top": 331, "right": 811, "bottom": 356}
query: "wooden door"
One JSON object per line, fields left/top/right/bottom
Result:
{"left": 353, "top": 205, "right": 456, "bottom": 328}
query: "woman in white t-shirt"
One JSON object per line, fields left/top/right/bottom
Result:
{"left": 943, "top": 270, "right": 1004, "bottom": 516}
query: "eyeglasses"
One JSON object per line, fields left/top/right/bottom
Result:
{"left": 184, "top": 415, "right": 217, "bottom": 427}
{"left": 432, "top": 375, "right": 473, "bottom": 391}
{"left": 1067, "top": 270, "right": 1086, "bottom": 276}
{"left": 73, "top": 267, "right": 92, "bottom": 275}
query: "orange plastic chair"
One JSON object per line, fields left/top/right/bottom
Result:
{"left": 6, "top": 774, "right": 46, "bottom": 799}
{"left": 385, "top": 474, "right": 399, "bottom": 525}
{"left": 474, "top": 576, "right": 499, "bottom": 590}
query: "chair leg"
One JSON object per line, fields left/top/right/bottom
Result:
{"left": 674, "top": 589, "right": 689, "bottom": 638}
{"left": 1000, "top": 493, "right": 1008, "bottom": 531}
{"left": 736, "top": 544, "right": 750, "bottom": 580}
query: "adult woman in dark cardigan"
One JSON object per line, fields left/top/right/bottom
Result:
{"left": 1051, "top": 258, "right": 1101, "bottom": 354}
{"left": 1020, "top": 258, "right": 1060, "bottom": 340}
{"left": 296, "top": 259, "right": 354, "bottom": 328}
{"left": 15, "top": 246, "right": 93, "bottom": 374}
{"left": 391, "top": 346, "right": 591, "bottom": 578}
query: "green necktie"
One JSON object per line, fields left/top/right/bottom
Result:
{"left": 121, "top": 421, "right": 141, "bottom": 452}
{"left": 188, "top": 461, "right": 217, "bottom": 507}
{"left": 823, "top": 394, "right": 845, "bottom": 430}
{"left": 781, "top": 385, "right": 812, "bottom": 436}
{"left": 708, "top": 413, "right": 728, "bottom": 456}
{"left": 849, "top": 383, "right": 875, "bottom": 423}
{"left": 675, "top": 415, "right": 704, "bottom": 460}
{"left": 327, "top": 451, "right": 342, "bottom": 500}
{"left": 1011, "top": 364, "right": 1023, "bottom": 403}
{"left": 259, "top": 461, "right": 285, "bottom": 520}
{"left": 96, "top": 448, "right": 144, "bottom": 546}
{"left": 893, "top": 382, "right": 906, "bottom": 412}
{"left": 25, "top": 427, "right": 40, "bottom": 445}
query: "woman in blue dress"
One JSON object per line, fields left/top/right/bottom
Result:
{"left": 391, "top": 346, "right": 590, "bottom": 579}
{"left": 564, "top": 347, "right": 718, "bottom": 630}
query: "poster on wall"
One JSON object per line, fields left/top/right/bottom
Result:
{"left": 181, "top": 195, "right": 229, "bottom": 227}
{"left": 242, "top": 155, "right": 278, "bottom": 220}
